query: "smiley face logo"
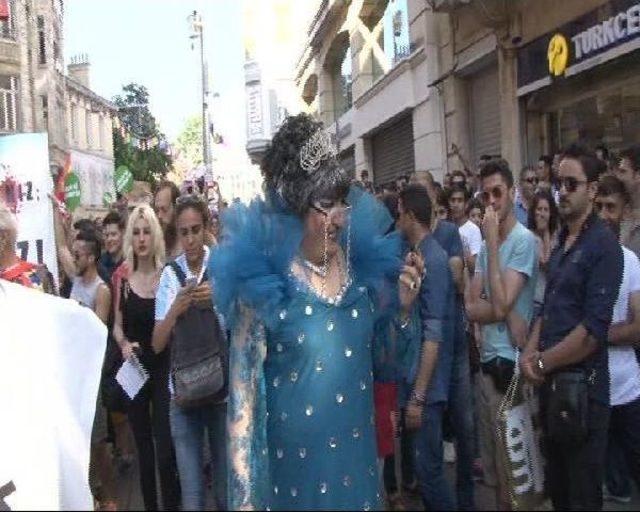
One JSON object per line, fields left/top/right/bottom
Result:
{"left": 548, "top": 34, "right": 569, "bottom": 76}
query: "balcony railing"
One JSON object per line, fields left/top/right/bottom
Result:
{"left": 392, "top": 42, "right": 418, "bottom": 65}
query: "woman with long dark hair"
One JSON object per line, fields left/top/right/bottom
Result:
{"left": 152, "top": 195, "right": 227, "bottom": 511}
{"left": 527, "top": 190, "right": 559, "bottom": 316}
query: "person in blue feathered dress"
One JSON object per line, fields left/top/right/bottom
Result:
{"left": 210, "top": 114, "right": 423, "bottom": 511}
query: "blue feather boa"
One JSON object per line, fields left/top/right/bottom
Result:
{"left": 210, "top": 186, "right": 402, "bottom": 329}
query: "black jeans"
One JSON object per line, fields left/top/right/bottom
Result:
{"left": 609, "top": 396, "right": 640, "bottom": 489}
{"left": 128, "top": 353, "right": 180, "bottom": 510}
{"left": 542, "top": 393, "right": 610, "bottom": 511}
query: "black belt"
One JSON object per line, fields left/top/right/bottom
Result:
{"left": 481, "top": 357, "right": 515, "bottom": 394}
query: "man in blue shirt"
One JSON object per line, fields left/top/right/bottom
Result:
{"left": 396, "top": 184, "right": 455, "bottom": 510}
{"left": 522, "top": 144, "right": 623, "bottom": 511}
{"left": 433, "top": 214, "right": 475, "bottom": 511}
{"left": 466, "top": 159, "right": 538, "bottom": 510}
{"left": 514, "top": 166, "right": 537, "bottom": 226}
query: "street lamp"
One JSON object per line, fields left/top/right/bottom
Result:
{"left": 188, "top": 10, "right": 211, "bottom": 179}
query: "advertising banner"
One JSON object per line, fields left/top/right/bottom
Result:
{"left": 0, "top": 133, "right": 59, "bottom": 284}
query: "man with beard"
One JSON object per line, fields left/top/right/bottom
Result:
{"left": 595, "top": 175, "right": 640, "bottom": 503}
{"left": 153, "top": 181, "right": 181, "bottom": 260}
{"left": 521, "top": 144, "right": 623, "bottom": 511}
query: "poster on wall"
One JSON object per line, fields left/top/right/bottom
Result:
{"left": 0, "top": 133, "right": 59, "bottom": 285}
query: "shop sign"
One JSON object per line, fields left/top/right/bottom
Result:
{"left": 518, "top": 0, "right": 640, "bottom": 95}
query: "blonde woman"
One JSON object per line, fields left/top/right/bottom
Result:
{"left": 113, "top": 204, "right": 180, "bottom": 511}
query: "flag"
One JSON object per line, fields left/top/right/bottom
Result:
{"left": 0, "top": 0, "right": 9, "bottom": 20}
{"left": 55, "top": 153, "right": 72, "bottom": 203}
{"left": 0, "top": 280, "right": 107, "bottom": 510}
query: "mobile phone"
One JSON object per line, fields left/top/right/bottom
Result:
{"left": 185, "top": 277, "right": 198, "bottom": 289}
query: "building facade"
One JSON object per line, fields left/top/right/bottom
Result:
{"left": 0, "top": 0, "right": 67, "bottom": 167}
{"left": 66, "top": 55, "right": 117, "bottom": 208}
{"left": 0, "top": 0, "right": 116, "bottom": 207}
{"left": 288, "top": 0, "right": 640, "bottom": 186}
{"left": 420, "top": 0, "right": 640, "bottom": 178}
{"left": 293, "top": 0, "right": 444, "bottom": 184}
{"left": 243, "top": 0, "right": 313, "bottom": 164}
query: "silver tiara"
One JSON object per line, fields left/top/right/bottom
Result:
{"left": 299, "top": 129, "right": 337, "bottom": 173}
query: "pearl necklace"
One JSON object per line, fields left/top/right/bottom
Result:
{"left": 301, "top": 258, "right": 327, "bottom": 278}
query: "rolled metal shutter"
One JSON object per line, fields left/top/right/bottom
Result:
{"left": 339, "top": 147, "right": 356, "bottom": 179}
{"left": 372, "top": 113, "right": 415, "bottom": 185}
{"left": 469, "top": 66, "right": 501, "bottom": 163}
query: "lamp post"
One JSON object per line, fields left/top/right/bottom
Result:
{"left": 188, "top": 10, "right": 211, "bottom": 179}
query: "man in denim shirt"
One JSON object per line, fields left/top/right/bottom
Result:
{"left": 397, "top": 184, "right": 455, "bottom": 510}
{"left": 433, "top": 215, "right": 475, "bottom": 511}
{"left": 522, "top": 144, "right": 623, "bottom": 511}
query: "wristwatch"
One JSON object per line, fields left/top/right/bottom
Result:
{"left": 410, "top": 389, "right": 426, "bottom": 406}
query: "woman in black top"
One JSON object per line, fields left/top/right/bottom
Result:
{"left": 113, "top": 204, "right": 180, "bottom": 510}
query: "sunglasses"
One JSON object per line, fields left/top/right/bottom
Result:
{"left": 311, "top": 200, "right": 351, "bottom": 218}
{"left": 524, "top": 177, "right": 539, "bottom": 185}
{"left": 481, "top": 186, "right": 504, "bottom": 205}
{"left": 558, "top": 177, "right": 587, "bottom": 193}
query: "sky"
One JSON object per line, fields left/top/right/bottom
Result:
{"left": 64, "top": 0, "right": 246, "bottom": 146}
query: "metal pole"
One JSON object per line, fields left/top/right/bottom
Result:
{"left": 198, "top": 15, "right": 210, "bottom": 173}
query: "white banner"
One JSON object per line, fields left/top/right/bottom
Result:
{"left": 0, "top": 280, "right": 107, "bottom": 510}
{"left": 70, "top": 150, "right": 115, "bottom": 207}
{"left": 0, "top": 133, "right": 59, "bottom": 284}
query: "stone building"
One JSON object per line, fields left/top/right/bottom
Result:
{"left": 0, "top": 0, "right": 116, "bottom": 207}
{"left": 0, "top": 0, "right": 66, "bottom": 168}
{"left": 66, "top": 55, "right": 117, "bottom": 208}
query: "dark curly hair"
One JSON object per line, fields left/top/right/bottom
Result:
{"left": 261, "top": 113, "right": 349, "bottom": 216}
{"left": 528, "top": 190, "right": 559, "bottom": 235}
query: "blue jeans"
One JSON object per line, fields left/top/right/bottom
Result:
{"left": 170, "top": 401, "right": 227, "bottom": 511}
{"left": 413, "top": 402, "right": 456, "bottom": 511}
{"left": 447, "top": 334, "right": 476, "bottom": 510}
{"left": 608, "top": 397, "right": 640, "bottom": 491}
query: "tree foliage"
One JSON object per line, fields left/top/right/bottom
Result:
{"left": 175, "top": 115, "right": 204, "bottom": 169}
{"left": 112, "top": 83, "right": 172, "bottom": 186}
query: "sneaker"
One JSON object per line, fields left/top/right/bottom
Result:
{"left": 603, "top": 485, "right": 631, "bottom": 504}
{"left": 443, "top": 441, "right": 457, "bottom": 464}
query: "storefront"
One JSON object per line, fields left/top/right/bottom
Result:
{"left": 518, "top": 0, "right": 640, "bottom": 162}
{"left": 371, "top": 112, "right": 415, "bottom": 186}
{"left": 468, "top": 63, "right": 501, "bottom": 164}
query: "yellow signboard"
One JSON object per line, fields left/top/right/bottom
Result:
{"left": 548, "top": 33, "right": 569, "bottom": 76}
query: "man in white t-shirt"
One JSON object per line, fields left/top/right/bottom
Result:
{"left": 596, "top": 176, "right": 640, "bottom": 492}
{"left": 449, "top": 184, "right": 482, "bottom": 274}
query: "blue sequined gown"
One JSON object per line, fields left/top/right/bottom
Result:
{"left": 210, "top": 188, "right": 400, "bottom": 511}
{"left": 264, "top": 277, "right": 381, "bottom": 510}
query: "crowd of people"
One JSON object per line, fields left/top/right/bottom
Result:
{"left": 0, "top": 111, "right": 639, "bottom": 512}
{"left": 357, "top": 142, "right": 640, "bottom": 511}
